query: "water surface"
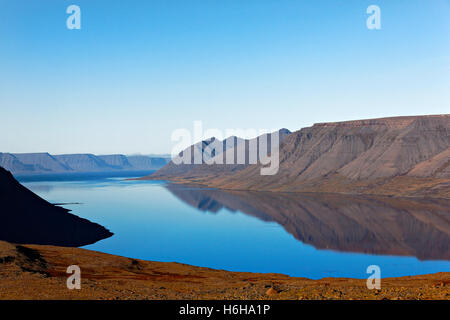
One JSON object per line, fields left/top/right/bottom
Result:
{"left": 22, "top": 175, "right": 450, "bottom": 279}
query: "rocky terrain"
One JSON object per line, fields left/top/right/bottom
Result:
{"left": 0, "top": 166, "right": 112, "bottom": 246}
{"left": 142, "top": 115, "right": 450, "bottom": 198}
{"left": 0, "top": 153, "right": 170, "bottom": 176}
{"left": 0, "top": 241, "right": 448, "bottom": 300}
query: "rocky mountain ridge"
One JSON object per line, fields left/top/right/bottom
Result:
{"left": 143, "top": 115, "right": 450, "bottom": 198}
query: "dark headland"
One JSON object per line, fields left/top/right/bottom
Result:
{"left": 0, "top": 166, "right": 112, "bottom": 246}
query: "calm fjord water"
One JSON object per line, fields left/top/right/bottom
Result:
{"left": 22, "top": 175, "right": 450, "bottom": 280}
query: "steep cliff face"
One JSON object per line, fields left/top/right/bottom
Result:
{"left": 146, "top": 115, "right": 450, "bottom": 198}
{"left": 0, "top": 153, "right": 34, "bottom": 173}
{"left": 0, "top": 166, "right": 113, "bottom": 246}
{"left": 54, "top": 154, "right": 111, "bottom": 172}
{"left": 336, "top": 116, "right": 449, "bottom": 180}
{"left": 13, "top": 153, "right": 71, "bottom": 173}
{"left": 98, "top": 155, "right": 133, "bottom": 169}
{"left": 262, "top": 115, "right": 449, "bottom": 181}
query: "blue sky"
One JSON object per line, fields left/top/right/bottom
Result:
{"left": 0, "top": 0, "right": 449, "bottom": 154}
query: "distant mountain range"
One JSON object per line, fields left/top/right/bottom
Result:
{"left": 0, "top": 153, "right": 171, "bottom": 175}
{"left": 0, "top": 166, "right": 112, "bottom": 246}
{"left": 141, "top": 115, "right": 450, "bottom": 198}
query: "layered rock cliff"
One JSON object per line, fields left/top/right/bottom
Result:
{"left": 144, "top": 115, "right": 450, "bottom": 198}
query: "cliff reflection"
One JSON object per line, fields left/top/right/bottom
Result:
{"left": 166, "top": 185, "right": 450, "bottom": 261}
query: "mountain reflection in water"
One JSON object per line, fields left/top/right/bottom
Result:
{"left": 165, "top": 185, "right": 450, "bottom": 261}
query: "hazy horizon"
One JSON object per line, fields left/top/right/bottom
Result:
{"left": 0, "top": 113, "right": 448, "bottom": 155}
{"left": 1, "top": 0, "right": 449, "bottom": 154}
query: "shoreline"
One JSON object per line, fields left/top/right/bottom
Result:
{"left": 131, "top": 176, "right": 450, "bottom": 200}
{"left": 1, "top": 241, "right": 448, "bottom": 300}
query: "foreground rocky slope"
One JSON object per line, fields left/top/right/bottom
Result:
{"left": 0, "top": 241, "right": 448, "bottom": 300}
{"left": 143, "top": 115, "right": 450, "bottom": 198}
{"left": 0, "top": 167, "right": 112, "bottom": 246}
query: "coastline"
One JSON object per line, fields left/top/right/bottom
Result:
{"left": 1, "top": 241, "right": 448, "bottom": 300}
{"left": 133, "top": 176, "right": 450, "bottom": 200}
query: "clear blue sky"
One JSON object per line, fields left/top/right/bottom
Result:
{"left": 0, "top": 0, "right": 449, "bottom": 154}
